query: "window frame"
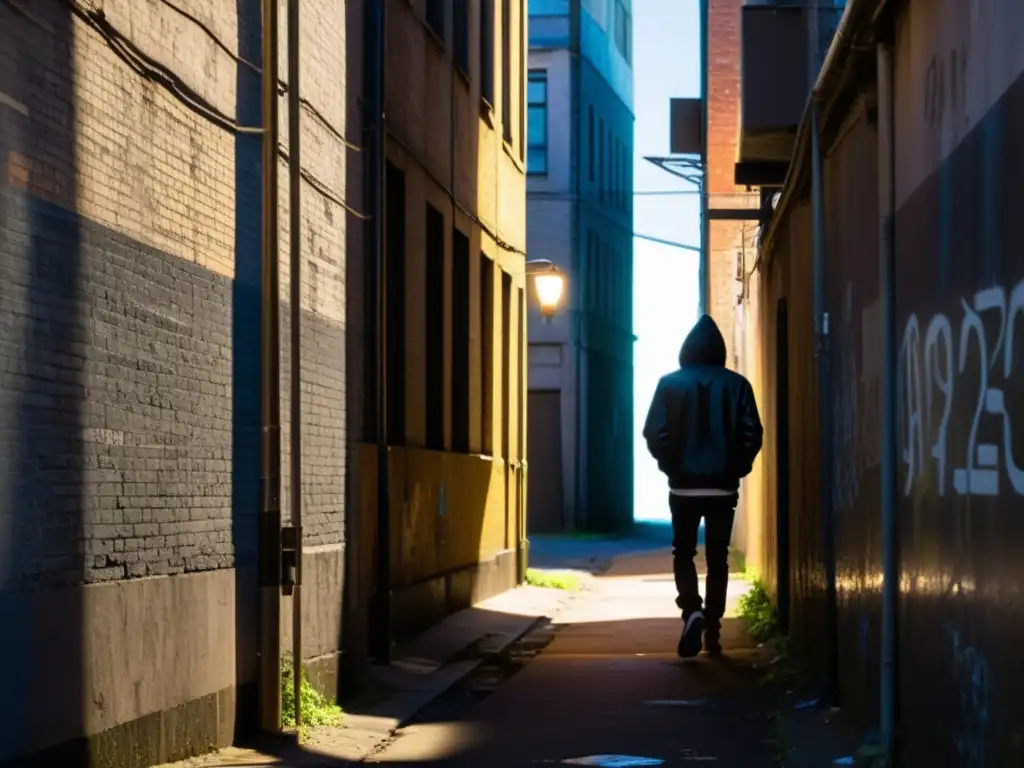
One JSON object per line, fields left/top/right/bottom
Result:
{"left": 526, "top": 69, "right": 549, "bottom": 176}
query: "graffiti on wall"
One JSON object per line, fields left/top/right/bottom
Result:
{"left": 899, "top": 279, "right": 1024, "bottom": 497}
{"left": 944, "top": 622, "right": 989, "bottom": 766}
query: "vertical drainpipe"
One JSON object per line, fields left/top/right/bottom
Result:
{"left": 876, "top": 37, "right": 898, "bottom": 763}
{"left": 811, "top": 100, "right": 838, "bottom": 704}
{"left": 286, "top": 0, "right": 303, "bottom": 730}
{"left": 698, "top": 0, "right": 710, "bottom": 317}
{"left": 258, "top": 0, "right": 283, "bottom": 735}
{"left": 368, "top": 0, "right": 391, "bottom": 664}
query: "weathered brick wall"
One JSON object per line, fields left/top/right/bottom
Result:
{"left": 0, "top": 0, "right": 348, "bottom": 588}
{"left": 707, "top": 0, "right": 753, "bottom": 371}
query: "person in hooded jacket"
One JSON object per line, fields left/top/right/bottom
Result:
{"left": 642, "top": 314, "right": 763, "bottom": 658}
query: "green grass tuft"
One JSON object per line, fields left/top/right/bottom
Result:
{"left": 281, "top": 660, "right": 344, "bottom": 734}
{"left": 736, "top": 579, "right": 780, "bottom": 643}
{"left": 525, "top": 568, "right": 583, "bottom": 591}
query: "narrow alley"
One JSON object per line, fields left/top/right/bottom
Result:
{"left": 367, "top": 537, "right": 776, "bottom": 767}
{"left": 164, "top": 527, "right": 857, "bottom": 768}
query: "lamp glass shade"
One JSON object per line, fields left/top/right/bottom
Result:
{"left": 534, "top": 273, "right": 565, "bottom": 312}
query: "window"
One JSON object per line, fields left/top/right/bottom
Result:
{"left": 598, "top": 118, "right": 605, "bottom": 202}
{"left": 612, "top": 136, "right": 618, "bottom": 207}
{"left": 501, "top": 0, "right": 512, "bottom": 142}
{"left": 454, "top": 0, "right": 469, "bottom": 74}
{"left": 480, "top": 255, "right": 494, "bottom": 455}
{"left": 614, "top": 0, "right": 631, "bottom": 63}
{"left": 426, "top": 0, "right": 445, "bottom": 43}
{"left": 586, "top": 231, "right": 595, "bottom": 312}
{"left": 588, "top": 107, "right": 595, "bottom": 182}
{"left": 385, "top": 162, "right": 406, "bottom": 445}
{"left": 481, "top": 0, "right": 495, "bottom": 106}
{"left": 501, "top": 271, "right": 512, "bottom": 460}
{"left": 451, "top": 227, "right": 471, "bottom": 453}
{"left": 425, "top": 204, "right": 446, "bottom": 450}
{"left": 621, "top": 142, "right": 628, "bottom": 211}
{"left": 527, "top": 70, "right": 548, "bottom": 175}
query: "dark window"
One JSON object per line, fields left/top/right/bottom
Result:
{"left": 527, "top": 70, "right": 548, "bottom": 175}
{"left": 501, "top": 0, "right": 512, "bottom": 143}
{"left": 480, "top": 254, "right": 494, "bottom": 454}
{"left": 451, "top": 227, "right": 471, "bottom": 453}
{"left": 611, "top": 136, "right": 618, "bottom": 207}
{"left": 588, "top": 106, "right": 595, "bottom": 182}
{"left": 426, "top": 0, "right": 445, "bottom": 43}
{"left": 517, "top": 286, "right": 525, "bottom": 457}
{"left": 481, "top": 0, "right": 495, "bottom": 106}
{"left": 385, "top": 161, "right": 406, "bottom": 445}
{"left": 454, "top": 0, "right": 469, "bottom": 74}
{"left": 614, "top": 0, "right": 631, "bottom": 63}
{"left": 586, "top": 230, "right": 595, "bottom": 312}
{"left": 598, "top": 118, "right": 605, "bottom": 202}
{"left": 425, "top": 204, "right": 446, "bottom": 450}
{"left": 501, "top": 270, "right": 512, "bottom": 461}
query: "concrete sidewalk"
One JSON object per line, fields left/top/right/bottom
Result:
{"left": 366, "top": 546, "right": 860, "bottom": 767}
{"left": 155, "top": 584, "right": 585, "bottom": 768}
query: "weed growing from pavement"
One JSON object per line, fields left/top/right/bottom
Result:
{"left": 737, "top": 579, "right": 779, "bottom": 642}
{"left": 526, "top": 568, "right": 583, "bottom": 591}
{"left": 281, "top": 659, "right": 344, "bottom": 734}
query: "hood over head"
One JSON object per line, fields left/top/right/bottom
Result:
{"left": 679, "top": 314, "right": 727, "bottom": 367}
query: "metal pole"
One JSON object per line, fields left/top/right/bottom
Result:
{"left": 811, "top": 101, "right": 838, "bottom": 705}
{"left": 876, "top": 39, "right": 899, "bottom": 762}
{"left": 258, "top": 0, "right": 282, "bottom": 735}
{"left": 370, "top": 0, "right": 392, "bottom": 664}
{"left": 287, "top": 0, "right": 303, "bottom": 732}
{"left": 698, "top": 0, "right": 710, "bottom": 316}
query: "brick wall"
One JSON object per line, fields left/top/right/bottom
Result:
{"left": 0, "top": 0, "right": 353, "bottom": 760}
{"left": 706, "top": 0, "right": 755, "bottom": 370}
{"left": 0, "top": 0, "right": 348, "bottom": 582}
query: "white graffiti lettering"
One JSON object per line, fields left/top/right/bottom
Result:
{"left": 898, "top": 279, "right": 1024, "bottom": 498}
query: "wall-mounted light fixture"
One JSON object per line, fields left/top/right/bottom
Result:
{"left": 525, "top": 259, "right": 566, "bottom": 318}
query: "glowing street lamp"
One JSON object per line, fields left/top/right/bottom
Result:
{"left": 525, "top": 259, "right": 566, "bottom": 318}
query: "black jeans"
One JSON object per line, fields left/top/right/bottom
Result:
{"left": 669, "top": 493, "right": 738, "bottom": 634}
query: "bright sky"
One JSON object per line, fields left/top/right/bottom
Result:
{"left": 632, "top": 0, "right": 702, "bottom": 522}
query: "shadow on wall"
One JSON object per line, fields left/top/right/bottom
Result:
{"left": 231, "top": 0, "right": 263, "bottom": 740}
{"left": 0, "top": 1, "right": 87, "bottom": 763}
{"left": 343, "top": 0, "right": 521, "bottom": 679}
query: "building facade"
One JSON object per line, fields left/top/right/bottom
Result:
{"left": 739, "top": 0, "right": 1024, "bottom": 761}
{"left": 0, "top": 0, "right": 527, "bottom": 763}
{"left": 525, "top": 0, "right": 635, "bottom": 533}
{"left": 359, "top": 0, "right": 531, "bottom": 646}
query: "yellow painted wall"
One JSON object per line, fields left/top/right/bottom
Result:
{"left": 357, "top": 0, "right": 529, "bottom": 606}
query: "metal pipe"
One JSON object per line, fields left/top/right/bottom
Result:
{"left": 876, "top": 38, "right": 898, "bottom": 762}
{"left": 286, "top": 0, "right": 303, "bottom": 732}
{"left": 369, "top": 0, "right": 392, "bottom": 664}
{"left": 811, "top": 101, "right": 838, "bottom": 705}
{"left": 698, "top": 0, "right": 710, "bottom": 316}
{"left": 258, "top": 0, "right": 282, "bottom": 735}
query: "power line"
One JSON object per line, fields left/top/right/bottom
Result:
{"left": 633, "top": 232, "right": 700, "bottom": 252}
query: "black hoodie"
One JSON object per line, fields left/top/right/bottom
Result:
{"left": 642, "top": 315, "right": 763, "bottom": 492}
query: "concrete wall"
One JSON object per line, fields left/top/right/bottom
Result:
{"left": 366, "top": 0, "right": 529, "bottom": 641}
{"left": 0, "top": 0, "right": 352, "bottom": 763}
{"left": 753, "top": 0, "right": 1024, "bottom": 761}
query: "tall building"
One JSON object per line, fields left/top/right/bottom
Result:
{"left": 359, "top": 0, "right": 531, "bottom": 646}
{"left": 0, "top": 0, "right": 528, "bottom": 763}
{"left": 525, "top": 0, "right": 635, "bottom": 534}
